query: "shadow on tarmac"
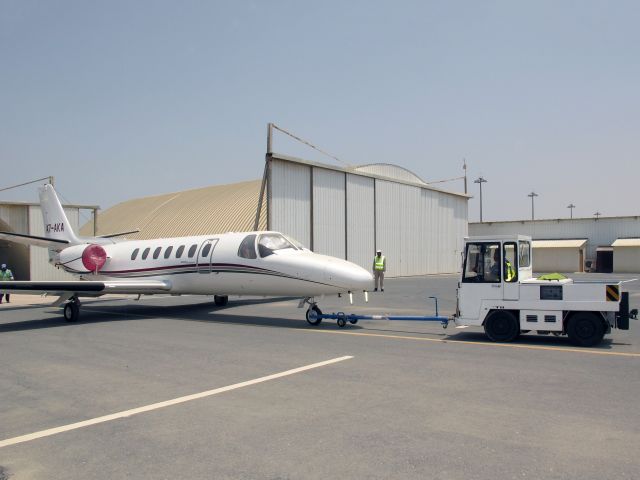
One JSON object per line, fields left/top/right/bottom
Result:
{"left": 0, "top": 297, "right": 631, "bottom": 352}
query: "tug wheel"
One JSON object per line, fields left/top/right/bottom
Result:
{"left": 567, "top": 312, "right": 604, "bottom": 347}
{"left": 306, "top": 305, "right": 322, "bottom": 326}
{"left": 484, "top": 310, "right": 519, "bottom": 342}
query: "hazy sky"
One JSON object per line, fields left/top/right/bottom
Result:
{"left": 1, "top": 0, "right": 639, "bottom": 224}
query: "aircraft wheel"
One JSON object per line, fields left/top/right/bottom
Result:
{"left": 484, "top": 310, "right": 519, "bottom": 342}
{"left": 306, "top": 305, "right": 322, "bottom": 326}
{"left": 63, "top": 302, "right": 80, "bottom": 323}
{"left": 567, "top": 312, "right": 604, "bottom": 347}
{"left": 337, "top": 318, "right": 347, "bottom": 328}
{"left": 214, "top": 295, "right": 228, "bottom": 307}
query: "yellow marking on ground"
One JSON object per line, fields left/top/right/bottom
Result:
{"left": 305, "top": 330, "right": 640, "bottom": 357}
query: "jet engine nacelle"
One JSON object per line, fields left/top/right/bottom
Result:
{"left": 57, "top": 243, "right": 108, "bottom": 273}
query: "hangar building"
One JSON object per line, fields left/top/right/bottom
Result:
{"left": 81, "top": 153, "right": 469, "bottom": 277}
{"left": 0, "top": 199, "right": 97, "bottom": 281}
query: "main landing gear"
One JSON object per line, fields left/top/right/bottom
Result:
{"left": 63, "top": 296, "right": 81, "bottom": 322}
{"left": 214, "top": 295, "right": 228, "bottom": 307}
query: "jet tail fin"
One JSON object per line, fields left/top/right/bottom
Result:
{"left": 38, "top": 184, "right": 81, "bottom": 245}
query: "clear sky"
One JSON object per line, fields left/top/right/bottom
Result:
{"left": 1, "top": 0, "right": 639, "bottom": 223}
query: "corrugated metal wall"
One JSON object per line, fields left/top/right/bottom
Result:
{"left": 346, "top": 174, "right": 375, "bottom": 271}
{"left": 269, "top": 159, "right": 311, "bottom": 247}
{"left": 470, "top": 217, "right": 640, "bottom": 261}
{"left": 312, "top": 168, "right": 345, "bottom": 258}
{"left": 29, "top": 205, "right": 78, "bottom": 281}
{"left": 0, "top": 205, "right": 30, "bottom": 281}
{"left": 269, "top": 156, "right": 469, "bottom": 277}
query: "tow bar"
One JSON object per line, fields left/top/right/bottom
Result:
{"left": 308, "top": 296, "right": 450, "bottom": 328}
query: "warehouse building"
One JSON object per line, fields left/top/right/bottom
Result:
{"left": 612, "top": 238, "right": 640, "bottom": 273}
{"left": 530, "top": 239, "right": 587, "bottom": 273}
{"left": 80, "top": 153, "right": 469, "bottom": 277}
{"left": 470, "top": 216, "right": 640, "bottom": 273}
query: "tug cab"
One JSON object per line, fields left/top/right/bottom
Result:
{"left": 455, "top": 235, "right": 636, "bottom": 346}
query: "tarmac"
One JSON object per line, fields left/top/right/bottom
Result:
{"left": 1, "top": 273, "right": 639, "bottom": 479}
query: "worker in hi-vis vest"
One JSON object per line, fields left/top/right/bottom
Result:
{"left": 373, "top": 250, "right": 386, "bottom": 292}
{"left": 0, "top": 263, "right": 14, "bottom": 303}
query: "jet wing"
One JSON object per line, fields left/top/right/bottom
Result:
{"left": 0, "top": 280, "right": 172, "bottom": 296}
{"left": 0, "top": 231, "right": 69, "bottom": 248}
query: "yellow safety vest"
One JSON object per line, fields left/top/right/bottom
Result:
{"left": 505, "top": 260, "right": 515, "bottom": 281}
{"left": 374, "top": 256, "right": 385, "bottom": 271}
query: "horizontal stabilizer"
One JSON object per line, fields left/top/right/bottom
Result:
{"left": 98, "top": 229, "right": 140, "bottom": 239}
{"left": 0, "top": 280, "right": 172, "bottom": 296}
{"left": 0, "top": 231, "right": 70, "bottom": 248}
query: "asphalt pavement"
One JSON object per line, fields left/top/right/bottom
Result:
{"left": 1, "top": 274, "right": 639, "bottom": 479}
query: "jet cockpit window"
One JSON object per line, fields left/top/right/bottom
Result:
{"left": 238, "top": 234, "right": 257, "bottom": 259}
{"left": 258, "top": 233, "right": 296, "bottom": 258}
{"left": 284, "top": 235, "right": 306, "bottom": 251}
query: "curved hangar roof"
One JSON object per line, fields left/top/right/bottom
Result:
{"left": 81, "top": 180, "right": 266, "bottom": 240}
{"left": 351, "top": 163, "right": 428, "bottom": 186}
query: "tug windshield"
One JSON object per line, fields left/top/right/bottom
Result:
{"left": 463, "top": 242, "right": 501, "bottom": 283}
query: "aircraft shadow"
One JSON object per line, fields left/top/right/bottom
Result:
{"left": 0, "top": 299, "right": 632, "bottom": 352}
{"left": 0, "top": 297, "right": 361, "bottom": 333}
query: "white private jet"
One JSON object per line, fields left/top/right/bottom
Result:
{"left": 0, "top": 184, "right": 372, "bottom": 324}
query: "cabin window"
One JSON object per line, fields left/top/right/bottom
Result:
{"left": 462, "top": 242, "right": 501, "bottom": 283}
{"left": 258, "top": 233, "right": 296, "bottom": 258}
{"left": 142, "top": 247, "right": 151, "bottom": 260}
{"left": 238, "top": 234, "right": 257, "bottom": 259}
{"left": 519, "top": 241, "right": 531, "bottom": 268}
{"left": 153, "top": 247, "right": 162, "bottom": 259}
{"left": 503, "top": 242, "right": 518, "bottom": 283}
{"left": 201, "top": 243, "right": 212, "bottom": 258}
{"left": 188, "top": 244, "right": 197, "bottom": 258}
{"left": 176, "top": 245, "right": 185, "bottom": 258}
{"left": 131, "top": 248, "right": 139, "bottom": 260}
{"left": 164, "top": 246, "right": 173, "bottom": 259}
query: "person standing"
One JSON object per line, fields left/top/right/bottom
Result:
{"left": 372, "top": 250, "right": 386, "bottom": 292}
{"left": 0, "top": 264, "right": 14, "bottom": 303}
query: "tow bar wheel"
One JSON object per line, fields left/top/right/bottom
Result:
{"left": 306, "top": 305, "right": 322, "bottom": 325}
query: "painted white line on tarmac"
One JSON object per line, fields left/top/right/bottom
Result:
{"left": 0, "top": 355, "right": 353, "bottom": 449}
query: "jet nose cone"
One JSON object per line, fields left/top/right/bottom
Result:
{"left": 325, "top": 259, "right": 373, "bottom": 291}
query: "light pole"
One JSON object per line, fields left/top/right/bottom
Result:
{"left": 594, "top": 212, "right": 601, "bottom": 220}
{"left": 474, "top": 177, "right": 487, "bottom": 222}
{"left": 528, "top": 191, "right": 538, "bottom": 221}
{"left": 567, "top": 203, "right": 575, "bottom": 219}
